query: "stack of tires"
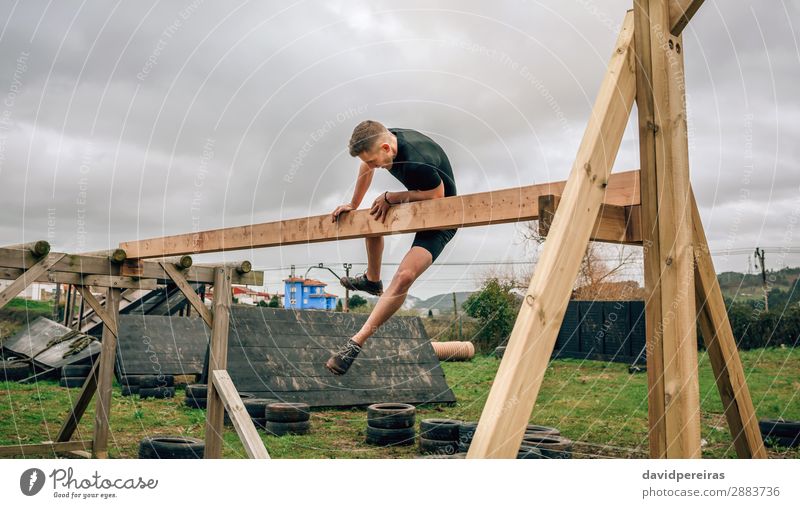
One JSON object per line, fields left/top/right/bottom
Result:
{"left": 419, "top": 418, "right": 461, "bottom": 455}
{"left": 759, "top": 419, "right": 800, "bottom": 448}
{"left": 138, "top": 436, "right": 204, "bottom": 459}
{"left": 365, "top": 403, "right": 416, "bottom": 447}
{"left": 263, "top": 402, "right": 311, "bottom": 436}
{"left": 1, "top": 360, "right": 30, "bottom": 382}
{"left": 184, "top": 383, "right": 208, "bottom": 408}
{"left": 59, "top": 364, "right": 92, "bottom": 388}
{"left": 457, "top": 421, "right": 478, "bottom": 453}
{"left": 121, "top": 375, "right": 175, "bottom": 399}
{"left": 224, "top": 396, "right": 279, "bottom": 429}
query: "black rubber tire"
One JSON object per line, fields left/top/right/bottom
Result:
{"left": 420, "top": 418, "right": 461, "bottom": 441}
{"left": 525, "top": 425, "right": 560, "bottom": 437}
{"left": 458, "top": 442, "right": 470, "bottom": 453}
{"left": 138, "top": 436, "right": 205, "bottom": 459}
{"left": 139, "top": 386, "right": 176, "bottom": 399}
{"left": 121, "top": 385, "right": 139, "bottom": 397}
{"left": 1, "top": 361, "right": 30, "bottom": 381}
{"left": 264, "top": 420, "right": 311, "bottom": 436}
{"left": 119, "top": 375, "right": 149, "bottom": 387}
{"left": 242, "top": 398, "right": 279, "bottom": 419}
{"left": 238, "top": 392, "right": 256, "bottom": 400}
{"left": 59, "top": 376, "right": 87, "bottom": 388}
{"left": 421, "top": 452, "right": 467, "bottom": 459}
{"left": 759, "top": 419, "right": 800, "bottom": 439}
{"left": 184, "top": 397, "right": 207, "bottom": 409}
{"left": 62, "top": 364, "right": 93, "bottom": 377}
{"left": 458, "top": 421, "right": 478, "bottom": 444}
{"left": 517, "top": 444, "right": 547, "bottom": 459}
{"left": 138, "top": 375, "right": 175, "bottom": 388}
{"left": 365, "top": 424, "right": 416, "bottom": 446}
{"left": 764, "top": 435, "right": 799, "bottom": 448}
{"left": 494, "top": 346, "right": 506, "bottom": 359}
{"left": 265, "top": 402, "right": 310, "bottom": 423}
{"left": 367, "top": 403, "right": 416, "bottom": 429}
{"left": 185, "top": 384, "right": 208, "bottom": 399}
{"left": 519, "top": 435, "right": 573, "bottom": 459}
{"left": 419, "top": 437, "right": 458, "bottom": 455}
{"left": 253, "top": 418, "right": 267, "bottom": 430}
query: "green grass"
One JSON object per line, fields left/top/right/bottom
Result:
{"left": 1, "top": 347, "right": 798, "bottom": 459}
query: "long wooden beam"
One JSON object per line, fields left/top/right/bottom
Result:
{"left": 159, "top": 261, "right": 214, "bottom": 327}
{"left": 0, "top": 252, "right": 66, "bottom": 307}
{"left": 56, "top": 362, "right": 100, "bottom": 443}
{"left": 211, "top": 370, "right": 270, "bottom": 459}
{"left": 467, "top": 11, "right": 636, "bottom": 458}
{"left": 0, "top": 248, "right": 262, "bottom": 285}
{"left": 0, "top": 440, "right": 92, "bottom": 458}
{"left": 204, "top": 267, "right": 233, "bottom": 459}
{"left": 635, "top": 0, "right": 700, "bottom": 458}
{"left": 669, "top": 0, "right": 705, "bottom": 36}
{"left": 119, "top": 171, "right": 642, "bottom": 259}
{"left": 92, "top": 287, "right": 121, "bottom": 459}
{"left": 690, "top": 190, "right": 767, "bottom": 458}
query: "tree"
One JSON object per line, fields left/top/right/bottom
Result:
{"left": 519, "top": 221, "right": 642, "bottom": 300}
{"left": 349, "top": 294, "right": 367, "bottom": 309}
{"left": 463, "top": 278, "right": 520, "bottom": 352}
{"left": 268, "top": 295, "right": 280, "bottom": 308}
{"left": 257, "top": 300, "right": 268, "bottom": 307}
{"left": 335, "top": 299, "right": 343, "bottom": 312}
{"left": 427, "top": 309, "right": 433, "bottom": 318}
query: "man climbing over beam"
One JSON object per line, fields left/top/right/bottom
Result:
{"left": 325, "top": 120, "right": 458, "bottom": 375}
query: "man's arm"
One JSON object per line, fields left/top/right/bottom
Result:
{"left": 350, "top": 161, "right": 375, "bottom": 207}
{"left": 386, "top": 181, "right": 445, "bottom": 204}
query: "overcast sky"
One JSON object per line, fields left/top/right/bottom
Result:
{"left": 0, "top": 0, "right": 797, "bottom": 299}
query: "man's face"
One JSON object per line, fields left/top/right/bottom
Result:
{"left": 358, "top": 140, "right": 393, "bottom": 170}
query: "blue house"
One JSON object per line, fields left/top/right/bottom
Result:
{"left": 283, "top": 277, "right": 338, "bottom": 310}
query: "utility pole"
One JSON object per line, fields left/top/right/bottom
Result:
{"left": 452, "top": 292, "right": 461, "bottom": 340}
{"left": 343, "top": 263, "right": 352, "bottom": 313}
{"left": 754, "top": 247, "right": 768, "bottom": 311}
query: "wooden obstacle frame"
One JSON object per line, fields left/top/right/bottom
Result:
{"left": 3, "top": 0, "right": 767, "bottom": 460}
{"left": 0, "top": 243, "right": 269, "bottom": 459}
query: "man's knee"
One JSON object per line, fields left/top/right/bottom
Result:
{"left": 392, "top": 268, "right": 417, "bottom": 291}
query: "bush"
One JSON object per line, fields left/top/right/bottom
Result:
{"left": 463, "top": 278, "right": 520, "bottom": 352}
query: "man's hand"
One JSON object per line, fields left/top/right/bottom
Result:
{"left": 331, "top": 203, "right": 355, "bottom": 223}
{"left": 369, "top": 192, "right": 393, "bottom": 224}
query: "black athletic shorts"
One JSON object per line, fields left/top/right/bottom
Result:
{"left": 412, "top": 228, "right": 457, "bottom": 263}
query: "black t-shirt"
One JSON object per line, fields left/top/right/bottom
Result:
{"left": 387, "top": 128, "right": 457, "bottom": 197}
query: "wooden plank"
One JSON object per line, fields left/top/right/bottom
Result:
{"left": 0, "top": 440, "right": 92, "bottom": 458}
{"left": 56, "top": 362, "right": 100, "bottom": 443}
{"left": 635, "top": 0, "right": 701, "bottom": 458}
{"left": 92, "top": 287, "right": 122, "bottom": 459}
{"left": 0, "top": 252, "right": 66, "bottom": 308}
{"left": 74, "top": 286, "right": 118, "bottom": 337}
{"left": 690, "top": 190, "right": 767, "bottom": 458}
{"left": 211, "top": 370, "right": 270, "bottom": 459}
{"left": 119, "top": 171, "right": 643, "bottom": 258}
{"left": 467, "top": 11, "right": 637, "bottom": 459}
{"left": 159, "top": 261, "right": 213, "bottom": 327}
{"left": 539, "top": 194, "right": 642, "bottom": 245}
{"left": 669, "top": 0, "right": 704, "bottom": 36}
{"left": 0, "top": 248, "right": 262, "bottom": 285}
{"left": 204, "top": 267, "right": 232, "bottom": 459}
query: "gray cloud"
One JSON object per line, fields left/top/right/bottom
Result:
{"left": 1, "top": 0, "right": 797, "bottom": 298}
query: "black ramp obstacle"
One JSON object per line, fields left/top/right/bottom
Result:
{"left": 115, "top": 314, "right": 209, "bottom": 378}
{"left": 225, "top": 307, "right": 456, "bottom": 408}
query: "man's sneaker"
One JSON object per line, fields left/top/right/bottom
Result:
{"left": 340, "top": 273, "right": 383, "bottom": 296}
{"left": 325, "top": 339, "right": 362, "bottom": 376}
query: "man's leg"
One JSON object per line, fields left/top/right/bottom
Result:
{"left": 365, "top": 236, "right": 383, "bottom": 282}
{"left": 325, "top": 246, "right": 433, "bottom": 374}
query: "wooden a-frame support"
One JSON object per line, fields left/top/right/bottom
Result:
{"left": 467, "top": 2, "right": 766, "bottom": 459}
{"left": 0, "top": 245, "right": 268, "bottom": 459}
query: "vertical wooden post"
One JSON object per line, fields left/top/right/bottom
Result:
{"left": 690, "top": 191, "right": 767, "bottom": 458}
{"left": 467, "top": 11, "right": 636, "bottom": 458}
{"left": 634, "top": 0, "right": 701, "bottom": 458}
{"left": 92, "top": 286, "right": 121, "bottom": 459}
{"left": 204, "top": 266, "right": 232, "bottom": 459}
